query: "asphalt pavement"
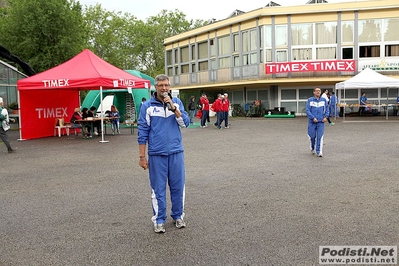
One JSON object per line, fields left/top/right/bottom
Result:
{"left": 0, "top": 116, "right": 398, "bottom": 265}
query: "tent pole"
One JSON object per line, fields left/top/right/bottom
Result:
{"left": 386, "top": 88, "right": 389, "bottom": 120}
{"left": 16, "top": 90, "right": 25, "bottom": 141}
{"left": 99, "top": 86, "right": 109, "bottom": 143}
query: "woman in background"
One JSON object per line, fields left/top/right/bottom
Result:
{"left": 110, "top": 105, "right": 120, "bottom": 135}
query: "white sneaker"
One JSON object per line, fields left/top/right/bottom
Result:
{"left": 317, "top": 153, "right": 323, "bottom": 157}
{"left": 154, "top": 223, "right": 165, "bottom": 233}
{"left": 311, "top": 150, "right": 316, "bottom": 155}
{"left": 173, "top": 219, "right": 186, "bottom": 229}
{"left": 94, "top": 131, "right": 98, "bottom": 136}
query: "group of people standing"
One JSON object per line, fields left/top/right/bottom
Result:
{"left": 211, "top": 93, "right": 230, "bottom": 129}
{"left": 190, "top": 92, "right": 230, "bottom": 129}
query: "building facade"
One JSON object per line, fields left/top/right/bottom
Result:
{"left": 0, "top": 60, "right": 26, "bottom": 112}
{"left": 164, "top": 0, "right": 399, "bottom": 115}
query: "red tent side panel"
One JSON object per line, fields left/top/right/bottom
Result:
{"left": 20, "top": 90, "right": 79, "bottom": 140}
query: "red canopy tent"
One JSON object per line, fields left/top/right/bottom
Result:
{"left": 17, "top": 49, "right": 150, "bottom": 140}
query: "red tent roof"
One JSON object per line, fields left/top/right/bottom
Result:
{"left": 17, "top": 49, "right": 150, "bottom": 90}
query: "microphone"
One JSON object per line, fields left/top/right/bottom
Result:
{"left": 162, "top": 92, "right": 172, "bottom": 110}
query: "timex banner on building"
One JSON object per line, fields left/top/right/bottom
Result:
{"left": 265, "top": 60, "right": 356, "bottom": 74}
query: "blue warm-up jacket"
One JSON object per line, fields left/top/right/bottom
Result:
{"left": 306, "top": 96, "right": 330, "bottom": 121}
{"left": 137, "top": 93, "right": 190, "bottom": 156}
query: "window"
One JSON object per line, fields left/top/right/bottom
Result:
{"left": 281, "top": 89, "right": 296, "bottom": 100}
{"left": 381, "top": 88, "right": 399, "bottom": 98}
{"left": 232, "top": 91, "right": 243, "bottom": 102}
{"left": 167, "top": 67, "right": 173, "bottom": 76}
{"left": 265, "top": 49, "right": 272, "bottom": 62}
{"left": 358, "top": 19, "right": 381, "bottom": 42}
{"left": 291, "top": 24, "right": 313, "bottom": 45}
{"left": 180, "top": 46, "right": 189, "bottom": 63}
{"left": 233, "top": 34, "right": 239, "bottom": 52}
{"left": 198, "top": 42, "right": 208, "bottom": 59}
{"left": 198, "top": 61, "right": 208, "bottom": 71}
{"left": 174, "top": 50, "right": 178, "bottom": 65}
{"left": 258, "top": 90, "right": 268, "bottom": 101}
{"left": 293, "top": 48, "right": 312, "bottom": 61}
{"left": 264, "top": 25, "right": 272, "bottom": 47}
{"left": 166, "top": 50, "right": 173, "bottom": 65}
{"left": 342, "top": 21, "right": 354, "bottom": 43}
{"left": 275, "top": 25, "right": 287, "bottom": 46}
{"left": 247, "top": 90, "right": 257, "bottom": 102}
{"left": 359, "top": 45, "right": 380, "bottom": 58}
{"left": 384, "top": 18, "right": 399, "bottom": 42}
{"left": 242, "top": 30, "right": 257, "bottom": 53}
{"left": 191, "top": 45, "right": 196, "bottom": 61}
{"left": 316, "top": 22, "right": 337, "bottom": 44}
{"left": 181, "top": 64, "right": 189, "bottom": 74}
{"left": 243, "top": 53, "right": 257, "bottom": 65}
{"left": 342, "top": 47, "right": 354, "bottom": 59}
{"left": 242, "top": 32, "right": 249, "bottom": 52}
{"left": 276, "top": 50, "right": 287, "bottom": 62}
{"left": 210, "top": 39, "right": 215, "bottom": 57}
{"left": 363, "top": 89, "right": 378, "bottom": 99}
{"left": 242, "top": 29, "right": 258, "bottom": 65}
{"left": 299, "top": 89, "right": 313, "bottom": 99}
{"left": 250, "top": 30, "right": 257, "bottom": 51}
{"left": 316, "top": 47, "right": 336, "bottom": 60}
{"left": 260, "top": 50, "right": 264, "bottom": 64}
{"left": 343, "top": 89, "right": 358, "bottom": 99}
{"left": 211, "top": 59, "right": 217, "bottom": 70}
{"left": 218, "top": 35, "right": 230, "bottom": 56}
{"left": 385, "top": 45, "right": 399, "bottom": 57}
{"left": 233, "top": 55, "right": 240, "bottom": 66}
{"left": 219, "top": 57, "right": 230, "bottom": 69}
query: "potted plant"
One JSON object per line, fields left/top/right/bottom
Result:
{"left": 8, "top": 102, "right": 18, "bottom": 114}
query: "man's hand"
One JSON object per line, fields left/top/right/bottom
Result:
{"left": 139, "top": 157, "right": 148, "bottom": 170}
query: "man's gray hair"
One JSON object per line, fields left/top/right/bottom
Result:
{"left": 155, "top": 74, "right": 170, "bottom": 85}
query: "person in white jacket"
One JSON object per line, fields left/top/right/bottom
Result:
{"left": 321, "top": 89, "right": 334, "bottom": 126}
{"left": 0, "top": 97, "right": 16, "bottom": 153}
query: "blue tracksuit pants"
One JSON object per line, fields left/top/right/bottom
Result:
{"left": 308, "top": 121, "right": 325, "bottom": 155}
{"left": 148, "top": 152, "right": 185, "bottom": 225}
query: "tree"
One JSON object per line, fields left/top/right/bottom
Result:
{"left": 83, "top": 4, "right": 139, "bottom": 70}
{"left": 133, "top": 9, "right": 206, "bottom": 77}
{"left": 0, "top": 0, "right": 86, "bottom": 73}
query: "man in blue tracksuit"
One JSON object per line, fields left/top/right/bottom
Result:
{"left": 138, "top": 74, "right": 190, "bottom": 233}
{"left": 306, "top": 87, "right": 330, "bottom": 157}
{"left": 329, "top": 91, "right": 338, "bottom": 118}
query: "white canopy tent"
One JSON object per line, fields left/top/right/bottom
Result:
{"left": 335, "top": 68, "right": 399, "bottom": 121}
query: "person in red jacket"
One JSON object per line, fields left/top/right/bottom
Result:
{"left": 212, "top": 94, "right": 223, "bottom": 129}
{"left": 199, "top": 93, "right": 209, "bottom": 127}
{"left": 222, "top": 93, "right": 230, "bottom": 128}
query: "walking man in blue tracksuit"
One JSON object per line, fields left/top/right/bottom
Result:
{"left": 138, "top": 74, "right": 190, "bottom": 233}
{"left": 306, "top": 87, "right": 330, "bottom": 157}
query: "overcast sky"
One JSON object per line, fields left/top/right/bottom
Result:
{"left": 78, "top": 0, "right": 364, "bottom": 21}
